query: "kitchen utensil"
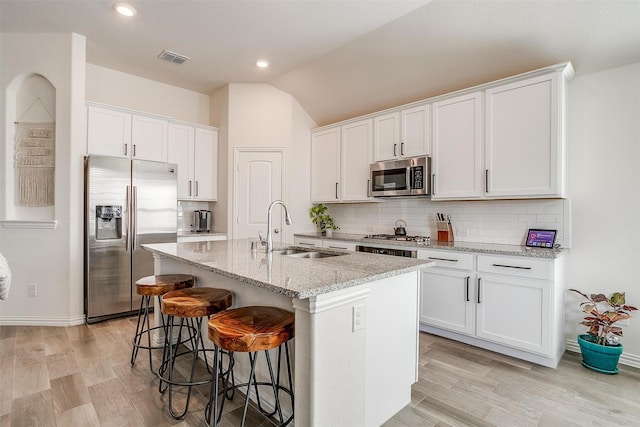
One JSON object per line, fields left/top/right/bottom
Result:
{"left": 394, "top": 219, "right": 407, "bottom": 236}
{"left": 193, "top": 210, "right": 212, "bottom": 232}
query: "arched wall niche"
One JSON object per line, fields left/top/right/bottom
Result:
{"left": 5, "top": 73, "right": 56, "bottom": 221}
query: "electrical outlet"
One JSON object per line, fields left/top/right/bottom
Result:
{"left": 352, "top": 304, "right": 365, "bottom": 332}
{"left": 28, "top": 283, "right": 37, "bottom": 297}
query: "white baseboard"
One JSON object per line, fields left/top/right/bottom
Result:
{"left": 0, "top": 314, "right": 86, "bottom": 327}
{"left": 565, "top": 338, "right": 640, "bottom": 369}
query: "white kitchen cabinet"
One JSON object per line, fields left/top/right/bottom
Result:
{"left": 431, "top": 92, "right": 483, "bottom": 200}
{"left": 420, "top": 250, "right": 563, "bottom": 367}
{"left": 168, "top": 122, "right": 218, "bottom": 201}
{"left": 418, "top": 250, "right": 475, "bottom": 335}
{"left": 294, "top": 236, "right": 322, "bottom": 248}
{"left": 311, "top": 127, "right": 341, "bottom": 202}
{"left": 341, "top": 119, "right": 373, "bottom": 201}
{"left": 311, "top": 119, "right": 372, "bottom": 203}
{"left": 484, "top": 73, "right": 563, "bottom": 198}
{"left": 322, "top": 239, "right": 356, "bottom": 251}
{"left": 373, "top": 104, "right": 430, "bottom": 162}
{"left": 87, "top": 103, "right": 168, "bottom": 162}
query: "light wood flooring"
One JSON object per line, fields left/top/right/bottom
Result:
{"left": 1, "top": 317, "right": 639, "bottom": 426}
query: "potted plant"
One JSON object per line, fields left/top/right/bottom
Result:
{"left": 569, "top": 289, "right": 637, "bottom": 374}
{"left": 309, "top": 204, "right": 339, "bottom": 236}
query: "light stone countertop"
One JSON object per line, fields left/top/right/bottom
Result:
{"left": 177, "top": 231, "right": 227, "bottom": 238}
{"left": 296, "top": 232, "right": 567, "bottom": 259}
{"left": 143, "top": 239, "right": 433, "bottom": 299}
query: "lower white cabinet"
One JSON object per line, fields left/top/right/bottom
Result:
{"left": 294, "top": 236, "right": 322, "bottom": 248}
{"left": 419, "top": 250, "right": 564, "bottom": 367}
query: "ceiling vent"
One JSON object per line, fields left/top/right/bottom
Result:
{"left": 158, "top": 49, "right": 190, "bottom": 64}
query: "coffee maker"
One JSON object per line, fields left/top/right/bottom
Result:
{"left": 192, "top": 210, "right": 212, "bottom": 232}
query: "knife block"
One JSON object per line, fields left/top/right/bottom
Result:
{"left": 436, "top": 221, "right": 454, "bottom": 242}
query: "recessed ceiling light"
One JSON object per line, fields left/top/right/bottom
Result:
{"left": 255, "top": 59, "right": 270, "bottom": 69}
{"left": 113, "top": 3, "right": 137, "bottom": 17}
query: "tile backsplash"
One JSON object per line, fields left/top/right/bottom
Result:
{"left": 177, "top": 200, "right": 212, "bottom": 232}
{"left": 326, "top": 198, "right": 571, "bottom": 248}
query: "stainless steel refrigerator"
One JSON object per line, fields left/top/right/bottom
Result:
{"left": 84, "top": 155, "right": 177, "bottom": 323}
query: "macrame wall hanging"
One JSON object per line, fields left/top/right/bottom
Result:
{"left": 14, "top": 97, "right": 56, "bottom": 207}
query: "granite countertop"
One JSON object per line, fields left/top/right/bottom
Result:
{"left": 143, "top": 239, "right": 433, "bottom": 299}
{"left": 295, "top": 232, "right": 567, "bottom": 259}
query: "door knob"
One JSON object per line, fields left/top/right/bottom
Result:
{"left": 274, "top": 228, "right": 280, "bottom": 233}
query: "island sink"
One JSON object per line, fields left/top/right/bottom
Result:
{"left": 273, "top": 247, "right": 345, "bottom": 259}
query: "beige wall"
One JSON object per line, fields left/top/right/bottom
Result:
{"left": 86, "top": 63, "right": 210, "bottom": 125}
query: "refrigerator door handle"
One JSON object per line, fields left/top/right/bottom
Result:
{"left": 132, "top": 186, "right": 138, "bottom": 249}
{"left": 125, "top": 185, "right": 131, "bottom": 252}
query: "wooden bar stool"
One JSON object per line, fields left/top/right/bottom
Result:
{"left": 130, "top": 274, "right": 194, "bottom": 374}
{"left": 205, "top": 306, "right": 295, "bottom": 427}
{"left": 159, "top": 287, "right": 233, "bottom": 419}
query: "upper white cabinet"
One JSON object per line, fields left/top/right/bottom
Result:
{"left": 87, "top": 103, "right": 168, "bottom": 162}
{"left": 373, "top": 104, "right": 430, "bottom": 161}
{"left": 311, "top": 119, "right": 372, "bottom": 203}
{"left": 484, "top": 73, "right": 562, "bottom": 198}
{"left": 168, "top": 122, "right": 218, "bottom": 201}
{"left": 431, "top": 92, "right": 483, "bottom": 200}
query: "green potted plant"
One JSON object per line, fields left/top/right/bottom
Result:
{"left": 569, "top": 289, "right": 637, "bottom": 374}
{"left": 309, "top": 204, "right": 339, "bottom": 236}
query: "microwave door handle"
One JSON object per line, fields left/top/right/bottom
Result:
{"left": 406, "top": 167, "right": 411, "bottom": 191}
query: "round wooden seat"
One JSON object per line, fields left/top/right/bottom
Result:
{"left": 162, "top": 288, "right": 233, "bottom": 318}
{"left": 135, "top": 274, "right": 194, "bottom": 296}
{"left": 208, "top": 306, "right": 295, "bottom": 353}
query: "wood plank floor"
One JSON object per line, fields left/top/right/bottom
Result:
{"left": 1, "top": 318, "right": 639, "bottom": 426}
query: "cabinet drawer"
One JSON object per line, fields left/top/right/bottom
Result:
{"left": 417, "top": 250, "right": 474, "bottom": 271}
{"left": 294, "top": 237, "right": 321, "bottom": 248}
{"left": 322, "top": 239, "right": 356, "bottom": 252}
{"left": 477, "top": 255, "right": 552, "bottom": 280}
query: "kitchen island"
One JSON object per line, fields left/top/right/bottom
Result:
{"left": 143, "top": 239, "right": 434, "bottom": 427}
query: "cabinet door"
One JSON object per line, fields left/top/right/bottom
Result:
{"left": 373, "top": 112, "right": 400, "bottom": 161}
{"left": 401, "top": 104, "right": 430, "bottom": 158}
{"left": 294, "top": 237, "right": 322, "bottom": 248}
{"left": 193, "top": 128, "right": 218, "bottom": 200}
{"left": 131, "top": 115, "right": 168, "bottom": 162}
{"left": 311, "top": 127, "right": 341, "bottom": 202}
{"left": 168, "top": 123, "right": 195, "bottom": 199}
{"left": 485, "top": 73, "right": 561, "bottom": 197}
{"left": 432, "top": 92, "right": 483, "bottom": 200}
{"left": 341, "top": 119, "right": 373, "bottom": 201}
{"left": 420, "top": 269, "right": 474, "bottom": 335}
{"left": 475, "top": 274, "right": 551, "bottom": 355}
{"left": 322, "top": 239, "right": 356, "bottom": 251}
{"left": 87, "top": 105, "right": 131, "bottom": 158}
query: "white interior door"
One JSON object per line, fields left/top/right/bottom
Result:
{"left": 235, "top": 150, "right": 283, "bottom": 242}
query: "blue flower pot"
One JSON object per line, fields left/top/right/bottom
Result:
{"left": 577, "top": 334, "right": 622, "bottom": 374}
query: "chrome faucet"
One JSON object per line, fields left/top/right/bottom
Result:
{"left": 262, "top": 200, "right": 293, "bottom": 253}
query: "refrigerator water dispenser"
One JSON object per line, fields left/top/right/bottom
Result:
{"left": 95, "top": 205, "right": 122, "bottom": 240}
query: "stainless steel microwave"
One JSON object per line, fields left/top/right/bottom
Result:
{"left": 370, "top": 156, "right": 431, "bottom": 197}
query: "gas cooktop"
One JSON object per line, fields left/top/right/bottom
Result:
{"left": 363, "top": 234, "right": 430, "bottom": 243}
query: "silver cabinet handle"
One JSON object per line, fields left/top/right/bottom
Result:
{"left": 431, "top": 174, "right": 435, "bottom": 196}
{"left": 124, "top": 144, "right": 128, "bottom": 156}
{"left": 427, "top": 257, "right": 459, "bottom": 262}
{"left": 195, "top": 181, "right": 199, "bottom": 197}
{"left": 133, "top": 144, "right": 136, "bottom": 157}
{"left": 401, "top": 142, "right": 405, "bottom": 156}
{"left": 485, "top": 169, "right": 489, "bottom": 193}
{"left": 298, "top": 242, "right": 316, "bottom": 246}
{"left": 393, "top": 143, "right": 397, "bottom": 157}
{"left": 492, "top": 263, "right": 532, "bottom": 270}
{"left": 466, "top": 276, "right": 470, "bottom": 302}
{"left": 188, "top": 180, "right": 192, "bottom": 197}
{"left": 477, "top": 278, "right": 481, "bottom": 303}
{"left": 328, "top": 246, "right": 347, "bottom": 250}
{"left": 335, "top": 182, "right": 339, "bottom": 199}
{"left": 367, "top": 179, "right": 370, "bottom": 198}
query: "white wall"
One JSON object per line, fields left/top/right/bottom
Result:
{"left": 210, "top": 83, "right": 315, "bottom": 242}
{"left": 564, "top": 62, "right": 640, "bottom": 363}
{"left": 0, "top": 33, "right": 86, "bottom": 325}
{"left": 86, "top": 63, "right": 210, "bottom": 125}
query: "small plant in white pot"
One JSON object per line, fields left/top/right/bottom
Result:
{"left": 309, "top": 204, "right": 339, "bottom": 236}
{"left": 569, "top": 289, "right": 637, "bottom": 374}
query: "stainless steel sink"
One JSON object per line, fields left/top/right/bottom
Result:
{"left": 273, "top": 247, "right": 345, "bottom": 259}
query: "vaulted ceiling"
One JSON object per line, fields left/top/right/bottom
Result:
{"left": 2, "top": 0, "right": 639, "bottom": 126}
